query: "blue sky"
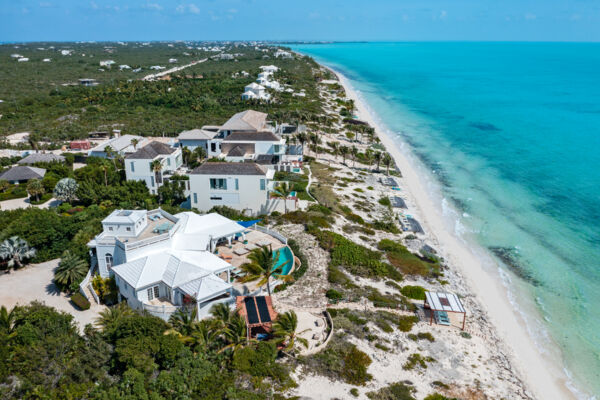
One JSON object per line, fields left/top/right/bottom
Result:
{"left": 1, "top": 0, "right": 599, "bottom": 42}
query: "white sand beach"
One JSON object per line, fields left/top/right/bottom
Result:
{"left": 328, "top": 69, "right": 575, "bottom": 400}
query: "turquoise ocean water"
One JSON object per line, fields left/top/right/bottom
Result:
{"left": 289, "top": 42, "right": 600, "bottom": 398}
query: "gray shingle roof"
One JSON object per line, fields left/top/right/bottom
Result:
{"left": 17, "top": 153, "right": 65, "bottom": 164}
{"left": 220, "top": 110, "right": 267, "bottom": 132}
{"left": 177, "top": 129, "right": 217, "bottom": 141}
{"left": 227, "top": 146, "right": 247, "bottom": 157}
{"left": 223, "top": 131, "right": 280, "bottom": 142}
{"left": 126, "top": 141, "right": 176, "bottom": 160}
{"left": 0, "top": 166, "right": 46, "bottom": 181}
{"left": 191, "top": 162, "right": 266, "bottom": 176}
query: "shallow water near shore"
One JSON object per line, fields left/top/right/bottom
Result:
{"left": 290, "top": 42, "right": 600, "bottom": 398}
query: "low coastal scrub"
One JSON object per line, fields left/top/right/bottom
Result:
{"left": 312, "top": 230, "right": 402, "bottom": 281}
{"left": 400, "top": 285, "right": 426, "bottom": 300}
{"left": 408, "top": 332, "right": 435, "bottom": 342}
{"left": 403, "top": 353, "right": 436, "bottom": 370}
{"left": 397, "top": 315, "right": 420, "bottom": 332}
{"left": 378, "top": 239, "right": 440, "bottom": 277}
{"left": 367, "top": 382, "right": 416, "bottom": 400}
{"left": 300, "top": 334, "right": 373, "bottom": 386}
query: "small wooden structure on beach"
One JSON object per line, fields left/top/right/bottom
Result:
{"left": 424, "top": 291, "right": 466, "bottom": 330}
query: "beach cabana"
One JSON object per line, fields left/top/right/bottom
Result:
{"left": 424, "top": 291, "right": 466, "bottom": 330}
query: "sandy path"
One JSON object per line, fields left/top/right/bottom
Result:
{"left": 332, "top": 70, "right": 574, "bottom": 399}
{"left": 142, "top": 58, "right": 208, "bottom": 81}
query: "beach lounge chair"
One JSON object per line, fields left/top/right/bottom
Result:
{"left": 435, "top": 311, "right": 450, "bottom": 326}
{"left": 233, "top": 248, "right": 249, "bottom": 256}
{"left": 219, "top": 254, "right": 233, "bottom": 262}
{"left": 257, "top": 239, "right": 271, "bottom": 247}
{"left": 245, "top": 243, "right": 258, "bottom": 251}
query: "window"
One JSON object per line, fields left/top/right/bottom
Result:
{"left": 130, "top": 161, "right": 135, "bottom": 172}
{"left": 108, "top": 226, "right": 114, "bottom": 231}
{"left": 105, "top": 254, "right": 113, "bottom": 269}
{"left": 149, "top": 162, "right": 152, "bottom": 170}
{"left": 147, "top": 285, "right": 160, "bottom": 300}
{"left": 235, "top": 178, "right": 239, "bottom": 190}
{"left": 210, "top": 196, "right": 222, "bottom": 200}
{"left": 273, "top": 144, "right": 280, "bottom": 153}
{"left": 210, "top": 142, "right": 216, "bottom": 152}
{"left": 260, "top": 179, "right": 266, "bottom": 190}
{"left": 167, "top": 158, "right": 171, "bottom": 166}
{"left": 151, "top": 176, "right": 155, "bottom": 187}
{"left": 126, "top": 227, "right": 131, "bottom": 232}
{"left": 193, "top": 193, "right": 198, "bottom": 203}
{"left": 210, "top": 178, "right": 227, "bottom": 190}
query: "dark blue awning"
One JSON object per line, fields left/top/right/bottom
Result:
{"left": 237, "top": 219, "right": 261, "bottom": 228}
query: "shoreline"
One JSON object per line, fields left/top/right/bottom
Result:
{"left": 324, "top": 65, "right": 575, "bottom": 399}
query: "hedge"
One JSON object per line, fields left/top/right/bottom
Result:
{"left": 71, "top": 292, "right": 90, "bottom": 310}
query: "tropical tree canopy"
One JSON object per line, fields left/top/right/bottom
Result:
{"left": 272, "top": 310, "right": 308, "bottom": 351}
{"left": 53, "top": 177, "right": 79, "bottom": 202}
{"left": 238, "top": 246, "right": 292, "bottom": 295}
{"left": 0, "top": 236, "right": 36, "bottom": 269}
{"left": 26, "top": 179, "right": 45, "bottom": 201}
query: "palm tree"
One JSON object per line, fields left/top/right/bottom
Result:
{"left": 220, "top": 314, "right": 250, "bottom": 354}
{"left": 0, "top": 305, "right": 16, "bottom": 336}
{"left": 297, "top": 133, "right": 307, "bottom": 156}
{"left": 273, "top": 182, "right": 293, "bottom": 214}
{"left": 0, "top": 180, "right": 9, "bottom": 193}
{"left": 181, "top": 147, "right": 192, "bottom": 165}
{"left": 169, "top": 307, "right": 198, "bottom": 336}
{"left": 26, "top": 179, "right": 44, "bottom": 202}
{"left": 339, "top": 145, "right": 349, "bottom": 165}
{"left": 131, "top": 138, "right": 140, "bottom": 151}
{"left": 95, "top": 302, "right": 133, "bottom": 332}
{"left": 238, "top": 246, "right": 292, "bottom": 296}
{"left": 0, "top": 236, "right": 36, "bottom": 269}
{"left": 272, "top": 311, "right": 308, "bottom": 351}
{"left": 210, "top": 302, "right": 233, "bottom": 328}
{"left": 373, "top": 151, "right": 383, "bottom": 171}
{"left": 151, "top": 159, "right": 164, "bottom": 191}
{"left": 309, "top": 133, "right": 321, "bottom": 158}
{"left": 350, "top": 145, "right": 358, "bottom": 168}
{"left": 329, "top": 141, "right": 339, "bottom": 162}
{"left": 382, "top": 153, "right": 393, "bottom": 175}
{"left": 54, "top": 250, "right": 88, "bottom": 289}
{"left": 104, "top": 145, "right": 117, "bottom": 168}
{"left": 365, "top": 148, "right": 374, "bottom": 170}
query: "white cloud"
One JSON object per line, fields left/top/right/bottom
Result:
{"left": 144, "top": 3, "right": 163, "bottom": 11}
{"left": 525, "top": 13, "right": 537, "bottom": 20}
{"left": 176, "top": 4, "right": 200, "bottom": 15}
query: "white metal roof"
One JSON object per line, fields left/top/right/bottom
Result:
{"left": 103, "top": 209, "right": 146, "bottom": 224}
{"left": 177, "top": 212, "right": 245, "bottom": 239}
{"left": 425, "top": 291, "right": 466, "bottom": 313}
{"left": 177, "top": 128, "right": 217, "bottom": 141}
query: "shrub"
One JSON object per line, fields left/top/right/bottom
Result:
{"left": 374, "top": 343, "right": 390, "bottom": 352}
{"left": 417, "top": 332, "right": 435, "bottom": 342}
{"left": 424, "top": 394, "right": 457, "bottom": 400}
{"left": 326, "top": 289, "right": 344, "bottom": 302}
{"left": 400, "top": 285, "right": 426, "bottom": 300}
{"left": 403, "top": 353, "right": 435, "bottom": 370}
{"left": 71, "top": 292, "right": 90, "bottom": 310}
{"left": 343, "top": 345, "right": 373, "bottom": 385}
{"left": 397, "top": 315, "right": 419, "bottom": 332}
{"left": 378, "top": 239, "right": 439, "bottom": 277}
{"left": 378, "top": 197, "right": 391, "bottom": 207}
{"left": 350, "top": 388, "right": 359, "bottom": 397}
{"left": 460, "top": 331, "right": 472, "bottom": 339}
{"left": 367, "top": 382, "right": 416, "bottom": 400}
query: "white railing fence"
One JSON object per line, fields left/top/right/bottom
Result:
{"left": 253, "top": 225, "right": 287, "bottom": 244}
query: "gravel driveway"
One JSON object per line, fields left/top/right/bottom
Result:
{"left": 0, "top": 259, "right": 106, "bottom": 330}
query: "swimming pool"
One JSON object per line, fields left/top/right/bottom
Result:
{"left": 273, "top": 246, "right": 294, "bottom": 276}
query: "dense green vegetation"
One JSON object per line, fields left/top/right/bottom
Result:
{"left": 0, "top": 302, "right": 298, "bottom": 399}
{"left": 378, "top": 239, "right": 441, "bottom": 278}
{"left": 0, "top": 43, "right": 323, "bottom": 143}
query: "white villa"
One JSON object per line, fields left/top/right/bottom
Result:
{"left": 88, "top": 134, "right": 148, "bottom": 158}
{"left": 242, "top": 82, "right": 270, "bottom": 101}
{"left": 124, "top": 141, "right": 183, "bottom": 194}
{"left": 189, "top": 162, "right": 298, "bottom": 215}
{"left": 177, "top": 128, "right": 219, "bottom": 155}
{"left": 274, "top": 50, "right": 293, "bottom": 59}
{"left": 220, "top": 131, "right": 285, "bottom": 163}
{"left": 260, "top": 65, "right": 279, "bottom": 73}
{"left": 86, "top": 209, "right": 251, "bottom": 320}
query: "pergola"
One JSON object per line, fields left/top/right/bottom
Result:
{"left": 424, "top": 291, "right": 466, "bottom": 330}
{"left": 236, "top": 295, "right": 278, "bottom": 338}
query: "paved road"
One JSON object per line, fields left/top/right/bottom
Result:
{"left": 0, "top": 259, "right": 105, "bottom": 330}
{"left": 0, "top": 196, "right": 59, "bottom": 211}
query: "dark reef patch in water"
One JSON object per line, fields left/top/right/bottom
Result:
{"left": 449, "top": 196, "right": 470, "bottom": 213}
{"left": 489, "top": 246, "right": 541, "bottom": 287}
{"left": 470, "top": 122, "right": 501, "bottom": 132}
